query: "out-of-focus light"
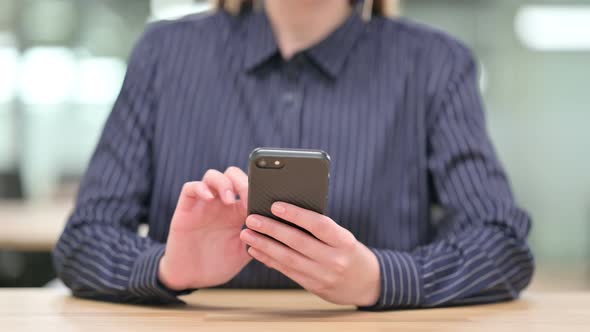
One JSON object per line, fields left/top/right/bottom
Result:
{"left": 76, "top": 57, "right": 126, "bottom": 104}
{"left": 479, "top": 61, "right": 487, "bottom": 94}
{"left": 18, "top": 47, "right": 77, "bottom": 105}
{"left": 21, "top": 0, "right": 77, "bottom": 43}
{"left": 0, "top": 31, "right": 16, "bottom": 45}
{"left": 150, "top": 0, "right": 211, "bottom": 20}
{"left": 0, "top": 47, "right": 19, "bottom": 104}
{"left": 515, "top": 5, "right": 590, "bottom": 51}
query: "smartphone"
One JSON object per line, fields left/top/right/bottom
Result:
{"left": 247, "top": 147, "right": 330, "bottom": 234}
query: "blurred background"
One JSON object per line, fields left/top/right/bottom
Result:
{"left": 0, "top": 0, "right": 588, "bottom": 290}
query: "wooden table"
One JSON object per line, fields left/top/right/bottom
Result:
{"left": 1, "top": 289, "right": 588, "bottom": 331}
{"left": 0, "top": 200, "right": 71, "bottom": 251}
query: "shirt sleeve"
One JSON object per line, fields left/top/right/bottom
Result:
{"left": 52, "top": 24, "right": 190, "bottom": 304}
{"left": 361, "top": 41, "right": 534, "bottom": 310}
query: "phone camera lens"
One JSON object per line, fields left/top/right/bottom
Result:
{"left": 257, "top": 159, "right": 267, "bottom": 167}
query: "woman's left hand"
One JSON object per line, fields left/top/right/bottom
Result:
{"left": 240, "top": 202, "right": 381, "bottom": 307}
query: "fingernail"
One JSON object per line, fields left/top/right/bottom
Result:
{"left": 247, "top": 216, "right": 261, "bottom": 228}
{"left": 272, "top": 202, "right": 286, "bottom": 214}
{"left": 225, "top": 190, "right": 235, "bottom": 203}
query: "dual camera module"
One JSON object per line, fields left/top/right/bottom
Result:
{"left": 256, "top": 159, "right": 284, "bottom": 169}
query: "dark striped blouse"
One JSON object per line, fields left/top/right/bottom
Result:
{"left": 53, "top": 9, "right": 534, "bottom": 310}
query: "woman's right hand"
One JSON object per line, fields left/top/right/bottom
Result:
{"left": 158, "top": 167, "right": 252, "bottom": 290}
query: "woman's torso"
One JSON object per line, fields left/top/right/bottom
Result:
{"left": 145, "top": 10, "right": 442, "bottom": 287}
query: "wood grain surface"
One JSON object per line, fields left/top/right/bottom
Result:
{"left": 1, "top": 289, "right": 588, "bottom": 332}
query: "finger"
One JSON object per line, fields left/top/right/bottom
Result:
{"left": 176, "top": 181, "right": 214, "bottom": 212}
{"left": 247, "top": 247, "right": 322, "bottom": 292}
{"left": 224, "top": 166, "right": 248, "bottom": 210}
{"left": 245, "top": 214, "right": 335, "bottom": 263}
{"left": 240, "top": 229, "right": 329, "bottom": 281}
{"left": 202, "top": 169, "right": 236, "bottom": 205}
{"left": 271, "top": 202, "right": 354, "bottom": 247}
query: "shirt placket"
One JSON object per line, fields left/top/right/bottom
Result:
{"left": 278, "top": 54, "right": 305, "bottom": 147}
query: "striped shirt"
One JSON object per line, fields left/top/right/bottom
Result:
{"left": 53, "top": 9, "right": 534, "bottom": 310}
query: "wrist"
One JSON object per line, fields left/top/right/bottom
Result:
{"left": 157, "top": 254, "right": 188, "bottom": 291}
{"left": 356, "top": 244, "right": 381, "bottom": 307}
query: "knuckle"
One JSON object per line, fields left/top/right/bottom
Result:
{"left": 332, "top": 256, "right": 350, "bottom": 273}
{"left": 225, "top": 167, "right": 247, "bottom": 186}
{"left": 288, "top": 234, "right": 306, "bottom": 251}
{"left": 202, "top": 169, "right": 217, "bottom": 180}
{"left": 319, "top": 215, "right": 335, "bottom": 229}
{"left": 210, "top": 174, "right": 231, "bottom": 188}
{"left": 314, "top": 215, "right": 334, "bottom": 231}
{"left": 322, "top": 275, "right": 338, "bottom": 289}
{"left": 340, "top": 231, "right": 357, "bottom": 249}
{"left": 281, "top": 252, "right": 297, "bottom": 266}
{"left": 181, "top": 182, "right": 192, "bottom": 192}
{"left": 181, "top": 181, "right": 198, "bottom": 194}
{"left": 224, "top": 166, "right": 238, "bottom": 175}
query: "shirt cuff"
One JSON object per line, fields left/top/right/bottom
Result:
{"left": 359, "top": 249, "right": 423, "bottom": 310}
{"left": 129, "top": 243, "right": 194, "bottom": 304}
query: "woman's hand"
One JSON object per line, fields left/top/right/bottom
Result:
{"left": 158, "top": 167, "right": 252, "bottom": 290}
{"left": 240, "top": 202, "right": 381, "bottom": 307}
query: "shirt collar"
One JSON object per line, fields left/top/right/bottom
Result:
{"left": 242, "top": 10, "right": 278, "bottom": 72}
{"left": 242, "top": 10, "right": 366, "bottom": 78}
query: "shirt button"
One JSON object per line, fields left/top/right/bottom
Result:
{"left": 281, "top": 92, "right": 299, "bottom": 109}
{"left": 282, "top": 92, "right": 295, "bottom": 103}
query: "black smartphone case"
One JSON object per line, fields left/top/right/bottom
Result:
{"left": 247, "top": 148, "right": 330, "bottom": 232}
